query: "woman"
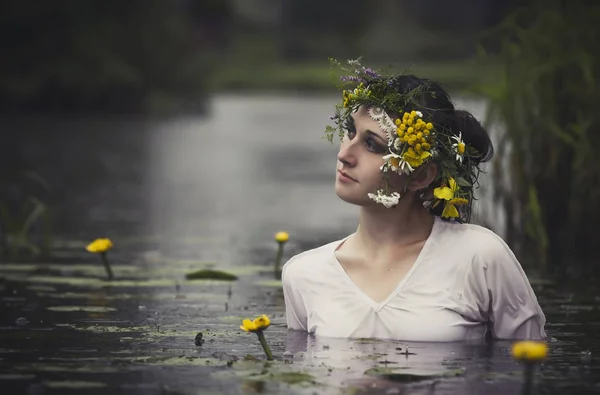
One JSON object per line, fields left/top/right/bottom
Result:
{"left": 281, "top": 59, "right": 546, "bottom": 341}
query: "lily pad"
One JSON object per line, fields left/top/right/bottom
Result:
{"left": 0, "top": 373, "right": 36, "bottom": 380}
{"left": 26, "top": 285, "right": 57, "bottom": 292}
{"left": 354, "top": 353, "right": 390, "bottom": 361}
{"left": 364, "top": 367, "right": 466, "bottom": 382}
{"left": 0, "top": 264, "right": 41, "bottom": 272}
{"left": 212, "top": 361, "right": 316, "bottom": 386}
{"left": 42, "top": 380, "right": 107, "bottom": 389}
{"left": 269, "top": 372, "right": 316, "bottom": 385}
{"left": 46, "top": 306, "right": 117, "bottom": 313}
{"left": 15, "top": 364, "right": 119, "bottom": 373}
{"left": 72, "top": 324, "right": 204, "bottom": 339}
{"left": 125, "top": 355, "right": 231, "bottom": 366}
{"left": 39, "top": 292, "right": 136, "bottom": 300}
{"left": 185, "top": 269, "right": 238, "bottom": 281}
{"left": 10, "top": 275, "right": 226, "bottom": 288}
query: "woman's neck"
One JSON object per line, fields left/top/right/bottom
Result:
{"left": 353, "top": 198, "right": 434, "bottom": 259}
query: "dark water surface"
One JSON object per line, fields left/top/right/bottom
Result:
{"left": 1, "top": 95, "right": 599, "bottom": 394}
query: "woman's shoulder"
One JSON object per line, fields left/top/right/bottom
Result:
{"left": 281, "top": 237, "right": 346, "bottom": 277}
{"left": 436, "top": 219, "right": 514, "bottom": 262}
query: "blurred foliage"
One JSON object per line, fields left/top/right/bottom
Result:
{"left": 209, "top": 56, "right": 501, "bottom": 94}
{"left": 477, "top": 1, "right": 600, "bottom": 278}
{"left": 0, "top": 0, "right": 222, "bottom": 114}
{"left": 279, "top": 0, "right": 370, "bottom": 61}
{"left": 0, "top": 171, "right": 53, "bottom": 260}
{"left": 278, "top": 0, "right": 499, "bottom": 62}
{"left": 0, "top": 0, "right": 513, "bottom": 108}
{"left": 210, "top": 0, "right": 508, "bottom": 93}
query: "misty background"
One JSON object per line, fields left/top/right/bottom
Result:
{"left": 1, "top": 0, "right": 598, "bottom": 281}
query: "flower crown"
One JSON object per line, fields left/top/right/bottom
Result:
{"left": 325, "top": 58, "right": 483, "bottom": 221}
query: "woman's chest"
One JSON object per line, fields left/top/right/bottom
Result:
{"left": 305, "top": 285, "right": 485, "bottom": 341}
{"left": 335, "top": 246, "right": 423, "bottom": 304}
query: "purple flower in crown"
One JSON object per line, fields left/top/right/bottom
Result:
{"left": 362, "top": 67, "right": 380, "bottom": 79}
{"left": 340, "top": 75, "right": 361, "bottom": 83}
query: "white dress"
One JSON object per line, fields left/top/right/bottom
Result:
{"left": 282, "top": 216, "right": 547, "bottom": 341}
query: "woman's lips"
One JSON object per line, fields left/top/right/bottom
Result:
{"left": 338, "top": 170, "right": 357, "bottom": 182}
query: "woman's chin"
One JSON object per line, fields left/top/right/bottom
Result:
{"left": 335, "top": 185, "right": 366, "bottom": 206}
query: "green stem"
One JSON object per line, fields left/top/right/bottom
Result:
{"left": 522, "top": 363, "right": 534, "bottom": 395}
{"left": 256, "top": 330, "right": 273, "bottom": 361}
{"left": 274, "top": 242, "right": 284, "bottom": 279}
{"left": 100, "top": 252, "right": 114, "bottom": 281}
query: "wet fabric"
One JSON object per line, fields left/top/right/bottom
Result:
{"left": 282, "top": 216, "right": 547, "bottom": 341}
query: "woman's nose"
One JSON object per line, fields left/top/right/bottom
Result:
{"left": 337, "top": 141, "right": 357, "bottom": 167}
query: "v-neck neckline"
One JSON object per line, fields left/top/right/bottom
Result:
{"left": 331, "top": 216, "right": 440, "bottom": 312}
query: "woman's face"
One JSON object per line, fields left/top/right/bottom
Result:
{"left": 335, "top": 106, "right": 405, "bottom": 206}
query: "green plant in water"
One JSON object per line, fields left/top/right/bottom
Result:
{"left": 273, "top": 231, "right": 289, "bottom": 279}
{"left": 476, "top": 2, "right": 600, "bottom": 277}
{"left": 240, "top": 315, "right": 273, "bottom": 361}
{"left": 86, "top": 238, "right": 114, "bottom": 280}
{"left": 0, "top": 171, "right": 53, "bottom": 259}
{"left": 185, "top": 269, "right": 238, "bottom": 281}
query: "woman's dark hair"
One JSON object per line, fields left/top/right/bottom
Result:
{"left": 388, "top": 75, "right": 494, "bottom": 221}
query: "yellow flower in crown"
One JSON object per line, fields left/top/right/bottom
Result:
{"left": 86, "top": 238, "right": 113, "bottom": 253}
{"left": 342, "top": 90, "right": 350, "bottom": 107}
{"left": 240, "top": 315, "right": 271, "bottom": 332}
{"left": 511, "top": 341, "right": 549, "bottom": 362}
{"left": 433, "top": 178, "right": 469, "bottom": 218}
{"left": 402, "top": 148, "right": 431, "bottom": 168}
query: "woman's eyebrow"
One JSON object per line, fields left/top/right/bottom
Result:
{"left": 349, "top": 115, "right": 387, "bottom": 143}
{"left": 365, "top": 129, "right": 387, "bottom": 143}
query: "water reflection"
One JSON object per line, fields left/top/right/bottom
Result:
{"left": 285, "top": 331, "right": 526, "bottom": 394}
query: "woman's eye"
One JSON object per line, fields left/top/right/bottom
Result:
{"left": 365, "top": 138, "right": 386, "bottom": 153}
{"left": 365, "top": 138, "right": 377, "bottom": 151}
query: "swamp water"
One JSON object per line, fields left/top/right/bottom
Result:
{"left": 1, "top": 95, "right": 599, "bottom": 394}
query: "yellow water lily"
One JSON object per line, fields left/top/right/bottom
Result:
{"left": 86, "top": 238, "right": 113, "bottom": 253}
{"left": 275, "top": 231, "right": 289, "bottom": 243}
{"left": 512, "top": 341, "right": 549, "bottom": 362}
{"left": 512, "top": 340, "right": 548, "bottom": 395}
{"left": 274, "top": 232, "right": 289, "bottom": 279}
{"left": 240, "top": 314, "right": 274, "bottom": 360}
{"left": 240, "top": 314, "right": 271, "bottom": 332}
{"left": 86, "top": 238, "right": 114, "bottom": 280}
{"left": 433, "top": 178, "right": 468, "bottom": 218}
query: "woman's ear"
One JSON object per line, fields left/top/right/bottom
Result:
{"left": 407, "top": 163, "right": 438, "bottom": 192}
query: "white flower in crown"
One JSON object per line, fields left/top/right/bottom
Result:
{"left": 451, "top": 132, "right": 466, "bottom": 163}
{"left": 367, "top": 106, "right": 396, "bottom": 144}
{"left": 367, "top": 189, "right": 402, "bottom": 208}
{"left": 416, "top": 111, "right": 423, "bottom": 118}
{"left": 382, "top": 153, "right": 413, "bottom": 175}
{"left": 393, "top": 137, "right": 402, "bottom": 151}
